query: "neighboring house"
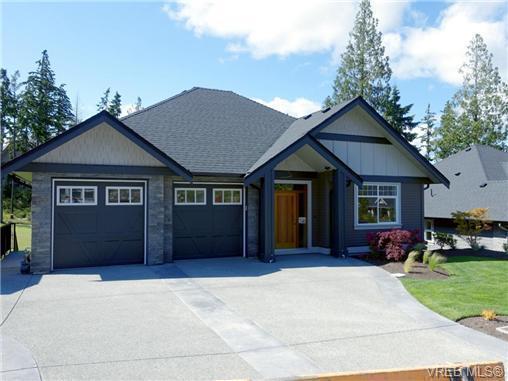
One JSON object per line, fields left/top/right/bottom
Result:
{"left": 424, "top": 145, "right": 508, "bottom": 252}
{"left": 1, "top": 87, "right": 448, "bottom": 273}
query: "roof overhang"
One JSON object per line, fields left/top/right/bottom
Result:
{"left": 1, "top": 111, "right": 192, "bottom": 180}
{"left": 308, "top": 97, "right": 450, "bottom": 187}
{"left": 244, "top": 135, "right": 362, "bottom": 186}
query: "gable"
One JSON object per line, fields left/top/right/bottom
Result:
{"left": 318, "top": 106, "right": 426, "bottom": 177}
{"left": 34, "top": 122, "right": 165, "bottom": 167}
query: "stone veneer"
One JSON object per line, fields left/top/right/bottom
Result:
{"left": 30, "top": 172, "right": 166, "bottom": 273}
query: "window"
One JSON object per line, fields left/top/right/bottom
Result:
{"left": 355, "top": 183, "right": 400, "bottom": 228}
{"left": 213, "top": 189, "right": 242, "bottom": 205}
{"left": 106, "top": 187, "right": 143, "bottom": 205}
{"left": 57, "top": 186, "right": 97, "bottom": 205}
{"left": 424, "top": 219, "right": 434, "bottom": 242}
{"left": 175, "top": 188, "right": 206, "bottom": 205}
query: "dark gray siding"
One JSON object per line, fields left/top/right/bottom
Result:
{"left": 247, "top": 185, "right": 259, "bottom": 257}
{"left": 312, "top": 172, "right": 331, "bottom": 248}
{"left": 345, "top": 182, "right": 424, "bottom": 247}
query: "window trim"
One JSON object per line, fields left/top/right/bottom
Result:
{"left": 354, "top": 182, "right": 401, "bottom": 230}
{"left": 105, "top": 186, "right": 144, "bottom": 206}
{"left": 212, "top": 188, "right": 243, "bottom": 205}
{"left": 424, "top": 219, "right": 434, "bottom": 242}
{"left": 56, "top": 186, "right": 98, "bottom": 206}
{"left": 174, "top": 188, "right": 207, "bottom": 206}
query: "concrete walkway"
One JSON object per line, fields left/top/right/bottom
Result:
{"left": 1, "top": 254, "right": 506, "bottom": 380}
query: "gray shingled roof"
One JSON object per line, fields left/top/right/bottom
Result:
{"left": 246, "top": 100, "right": 351, "bottom": 175}
{"left": 122, "top": 87, "right": 295, "bottom": 174}
{"left": 425, "top": 145, "right": 508, "bottom": 222}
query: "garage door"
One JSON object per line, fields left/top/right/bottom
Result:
{"left": 173, "top": 185, "right": 243, "bottom": 259}
{"left": 53, "top": 180, "right": 145, "bottom": 269}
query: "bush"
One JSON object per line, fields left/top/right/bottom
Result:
{"left": 433, "top": 232, "right": 457, "bottom": 250}
{"left": 503, "top": 243, "right": 508, "bottom": 254}
{"left": 452, "top": 208, "right": 491, "bottom": 249}
{"left": 428, "top": 253, "right": 447, "bottom": 272}
{"left": 412, "top": 242, "right": 427, "bottom": 253}
{"left": 481, "top": 309, "right": 497, "bottom": 321}
{"left": 422, "top": 250, "right": 433, "bottom": 265}
{"left": 403, "top": 257, "right": 415, "bottom": 273}
{"left": 367, "top": 229, "right": 421, "bottom": 261}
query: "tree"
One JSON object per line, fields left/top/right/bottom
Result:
{"left": 108, "top": 91, "right": 122, "bottom": 117}
{"left": 383, "top": 86, "right": 418, "bottom": 142}
{"left": 324, "top": 0, "right": 391, "bottom": 113}
{"left": 435, "top": 34, "right": 508, "bottom": 158}
{"left": 18, "top": 50, "right": 74, "bottom": 147}
{"left": 97, "top": 88, "right": 110, "bottom": 112}
{"left": 420, "top": 104, "right": 436, "bottom": 160}
{"left": 1, "top": 69, "right": 14, "bottom": 151}
{"left": 452, "top": 208, "right": 491, "bottom": 250}
{"left": 134, "top": 96, "right": 142, "bottom": 112}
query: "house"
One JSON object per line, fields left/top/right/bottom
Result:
{"left": 1, "top": 87, "right": 449, "bottom": 273}
{"left": 424, "top": 145, "right": 508, "bottom": 251}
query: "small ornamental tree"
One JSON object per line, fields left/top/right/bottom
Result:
{"left": 367, "top": 229, "right": 421, "bottom": 261}
{"left": 452, "top": 208, "right": 491, "bottom": 250}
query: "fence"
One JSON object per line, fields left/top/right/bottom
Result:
{"left": 1, "top": 223, "right": 18, "bottom": 257}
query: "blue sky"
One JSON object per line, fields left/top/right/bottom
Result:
{"left": 2, "top": 1, "right": 507, "bottom": 140}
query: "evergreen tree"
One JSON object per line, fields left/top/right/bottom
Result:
{"left": 324, "top": 0, "right": 391, "bottom": 113}
{"left": 1, "top": 69, "right": 14, "bottom": 150}
{"left": 134, "top": 96, "right": 142, "bottom": 112}
{"left": 108, "top": 91, "right": 122, "bottom": 117}
{"left": 383, "top": 86, "right": 418, "bottom": 142}
{"left": 435, "top": 101, "right": 463, "bottom": 159}
{"left": 19, "top": 50, "right": 74, "bottom": 147}
{"left": 420, "top": 104, "right": 436, "bottom": 161}
{"left": 435, "top": 34, "right": 508, "bottom": 157}
{"left": 97, "top": 88, "right": 110, "bottom": 111}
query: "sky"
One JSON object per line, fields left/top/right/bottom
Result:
{"left": 2, "top": 0, "right": 507, "bottom": 145}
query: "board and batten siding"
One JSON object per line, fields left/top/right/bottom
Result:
{"left": 34, "top": 122, "right": 165, "bottom": 167}
{"left": 345, "top": 182, "right": 425, "bottom": 247}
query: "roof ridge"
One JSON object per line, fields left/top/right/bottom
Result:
{"left": 121, "top": 87, "right": 201, "bottom": 121}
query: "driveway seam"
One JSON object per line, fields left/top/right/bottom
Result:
{"left": 0, "top": 274, "right": 33, "bottom": 327}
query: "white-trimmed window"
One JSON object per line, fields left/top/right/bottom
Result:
{"left": 354, "top": 183, "right": 400, "bottom": 228}
{"left": 106, "top": 186, "right": 143, "bottom": 205}
{"left": 424, "top": 219, "right": 434, "bottom": 242}
{"left": 175, "top": 188, "right": 206, "bottom": 205}
{"left": 57, "top": 186, "right": 97, "bottom": 206}
{"left": 213, "top": 189, "right": 242, "bottom": 205}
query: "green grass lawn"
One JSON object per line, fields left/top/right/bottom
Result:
{"left": 401, "top": 256, "right": 508, "bottom": 321}
{"left": 14, "top": 224, "right": 32, "bottom": 251}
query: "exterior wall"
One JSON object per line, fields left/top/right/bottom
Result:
{"left": 247, "top": 185, "right": 259, "bottom": 257}
{"left": 163, "top": 176, "right": 174, "bottom": 262}
{"left": 30, "top": 172, "right": 165, "bottom": 273}
{"left": 345, "top": 182, "right": 425, "bottom": 248}
{"left": 34, "top": 123, "right": 165, "bottom": 167}
{"left": 430, "top": 218, "right": 508, "bottom": 252}
{"left": 322, "top": 107, "right": 384, "bottom": 137}
{"left": 312, "top": 172, "right": 331, "bottom": 248}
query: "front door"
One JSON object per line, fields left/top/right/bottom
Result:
{"left": 275, "top": 191, "right": 299, "bottom": 249}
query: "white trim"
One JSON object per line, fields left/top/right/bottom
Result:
{"left": 174, "top": 181, "right": 243, "bottom": 185}
{"left": 274, "top": 179, "right": 312, "bottom": 249}
{"left": 105, "top": 186, "right": 144, "bottom": 205}
{"left": 51, "top": 178, "right": 147, "bottom": 271}
{"left": 212, "top": 188, "right": 243, "bottom": 205}
{"left": 424, "top": 219, "right": 434, "bottom": 242}
{"left": 174, "top": 187, "right": 207, "bottom": 205}
{"left": 56, "top": 185, "right": 98, "bottom": 206}
{"left": 354, "top": 182, "right": 401, "bottom": 229}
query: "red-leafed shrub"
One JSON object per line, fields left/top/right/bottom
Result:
{"left": 367, "top": 229, "right": 421, "bottom": 261}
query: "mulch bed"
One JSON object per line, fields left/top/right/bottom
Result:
{"left": 458, "top": 316, "right": 508, "bottom": 342}
{"left": 358, "top": 254, "right": 449, "bottom": 280}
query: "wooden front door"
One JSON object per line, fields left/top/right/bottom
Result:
{"left": 275, "top": 191, "right": 298, "bottom": 249}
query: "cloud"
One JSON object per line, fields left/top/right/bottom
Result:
{"left": 386, "top": 2, "right": 507, "bottom": 85}
{"left": 253, "top": 97, "right": 320, "bottom": 118}
{"left": 162, "top": 0, "right": 409, "bottom": 59}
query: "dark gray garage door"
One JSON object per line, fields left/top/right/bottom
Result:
{"left": 173, "top": 185, "right": 243, "bottom": 259}
{"left": 53, "top": 180, "right": 145, "bottom": 269}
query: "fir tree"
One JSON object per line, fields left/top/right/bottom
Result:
{"left": 420, "top": 104, "right": 436, "bottom": 161}
{"left": 97, "top": 88, "right": 111, "bottom": 112}
{"left": 108, "top": 91, "right": 122, "bottom": 117}
{"left": 324, "top": 0, "right": 391, "bottom": 113}
{"left": 435, "top": 101, "right": 463, "bottom": 159}
{"left": 134, "top": 96, "right": 142, "bottom": 112}
{"left": 383, "top": 86, "right": 418, "bottom": 142}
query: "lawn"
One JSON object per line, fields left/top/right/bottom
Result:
{"left": 401, "top": 256, "right": 508, "bottom": 321}
{"left": 14, "top": 223, "right": 32, "bottom": 251}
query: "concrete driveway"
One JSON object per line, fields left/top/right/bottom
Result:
{"left": 1, "top": 254, "right": 506, "bottom": 380}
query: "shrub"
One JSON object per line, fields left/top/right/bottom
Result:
{"left": 481, "top": 309, "right": 497, "bottom": 321}
{"left": 452, "top": 208, "right": 491, "bottom": 249}
{"left": 428, "top": 253, "right": 447, "bottom": 272}
{"left": 412, "top": 242, "right": 427, "bottom": 253}
{"left": 422, "top": 250, "right": 433, "bottom": 265}
{"left": 403, "top": 257, "right": 415, "bottom": 273}
{"left": 367, "top": 229, "right": 421, "bottom": 261}
{"left": 433, "top": 232, "right": 457, "bottom": 250}
{"left": 503, "top": 243, "right": 508, "bottom": 254}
